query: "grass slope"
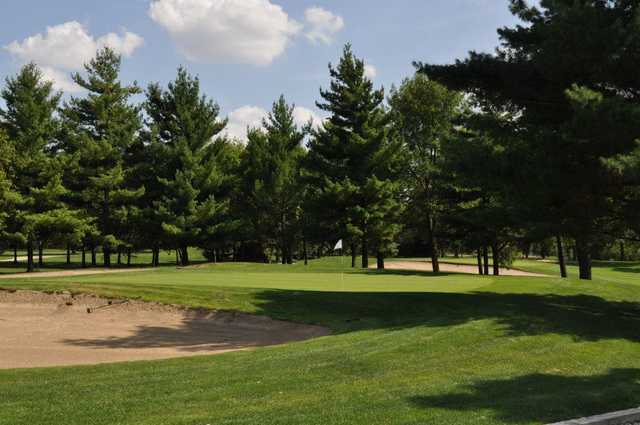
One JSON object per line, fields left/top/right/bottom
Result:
{"left": 1, "top": 258, "right": 640, "bottom": 425}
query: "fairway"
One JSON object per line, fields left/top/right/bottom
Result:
{"left": 1, "top": 258, "right": 640, "bottom": 425}
{"left": 3, "top": 2, "right": 640, "bottom": 424}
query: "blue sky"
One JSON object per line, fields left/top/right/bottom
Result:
{"left": 0, "top": 0, "right": 520, "bottom": 139}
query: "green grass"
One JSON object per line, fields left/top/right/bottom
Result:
{"left": 1, "top": 257, "right": 640, "bottom": 424}
{"left": 437, "top": 255, "right": 640, "bottom": 285}
{"left": 0, "top": 248, "right": 208, "bottom": 274}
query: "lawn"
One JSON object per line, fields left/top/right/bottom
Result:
{"left": 1, "top": 258, "right": 640, "bottom": 425}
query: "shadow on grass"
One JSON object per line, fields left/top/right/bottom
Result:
{"left": 614, "top": 267, "right": 640, "bottom": 274}
{"left": 62, "top": 289, "right": 640, "bottom": 351}
{"left": 408, "top": 368, "right": 640, "bottom": 424}
{"left": 360, "top": 269, "right": 462, "bottom": 278}
{"left": 0, "top": 260, "right": 209, "bottom": 274}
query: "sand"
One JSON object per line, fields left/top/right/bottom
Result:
{"left": 381, "top": 260, "right": 549, "bottom": 277}
{"left": 0, "top": 290, "right": 329, "bottom": 369}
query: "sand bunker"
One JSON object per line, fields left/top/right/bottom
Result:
{"left": 0, "top": 290, "right": 329, "bottom": 369}
{"left": 382, "top": 260, "right": 549, "bottom": 277}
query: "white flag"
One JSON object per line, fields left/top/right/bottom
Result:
{"left": 333, "top": 239, "right": 343, "bottom": 251}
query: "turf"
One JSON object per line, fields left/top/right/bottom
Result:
{"left": 1, "top": 257, "right": 640, "bottom": 425}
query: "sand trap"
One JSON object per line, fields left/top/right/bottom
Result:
{"left": 0, "top": 290, "right": 329, "bottom": 369}
{"left": 381, "top": 260, "right": 549, "bottom": 277}
{"left": 0, "top": 268, "right": 151, "bottom": 279}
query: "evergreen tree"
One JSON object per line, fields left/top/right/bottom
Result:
{"left": 441, "top": 115, "right": 523, "bottom": 276}
{"left": 143, "top": 67, "right": 228, "bottom": 266}
{"left": 306, "top": 44, "right": 402, "bottom": 268}
{"left": 0, "top": 130, "right": 20, "bottom": 253}
{"left": 0, "top": 63, "right": 76, "bottom": 271}
{"left": 238, "top": 96, "right": 305, "bottom": 263}
{"left": 417, "top": 0, "right": 640, "bottom": 279}
{"left": 61, "top": 47, "right": 143, "bottom": 267}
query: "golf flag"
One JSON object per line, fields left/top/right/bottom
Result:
{"left": 333, "top": 239, "right": 343, "bottom": 251}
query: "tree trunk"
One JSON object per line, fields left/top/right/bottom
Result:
{"left": 26, "top": 238, "right": 34, "bottom": 273}
{"left": 427, "top": 215, "right": 440, "bottom": 273}
{"left": 127, "top": 248, "right": 132, "bottom": 267}
{"left": 361, "top": 234, "right": 369, "bottom": 269}
{"left": 351, "top": 242, "right": 356, "bottom": 268}
{"left": 377, "top": 251, "right": 385, "bottom": 270}
{"left": 66, "top": 243, "right": 71, "bottom": 265}
{"left": 303, "top": 236, "right": 308, "bottom": 266}
{"left": 104, "top": 243, "right": 111, "bottom": 267}
{"left": 491, "top": 239, "right": 500, "bottom": 276}
{"left": 477, "top": 249, "right": 483, "bottom": 275}
{"left": 91, "top": 247, "right": 97, "bottom": 266}
{"left": 181, "top": 246, "right": 189, "bottom": 266}
{"left": 102, "top": 189, "right": 111, "bottom": 267}
{"left": 13, "top": 245, "right": 18, "bottom": 265}
{"left": 483, "top": 246, "right": 490, "bottom": 276}
{"left": 117, "top": 248, "right": 122, "bottom": 266}
{"left": 620, "top": 241, "right": 625, "bottom": 262}
{"left": 81, "top": 244, "right": 86, "bottom": 268}
{"left": 38, "top": 241, "right": 44, "bottom": 268}
{"left": 575, "top": 237, "right": 592, "bottom": 280}
{"left": 152, "top": 246, "right": 160, "bottom": 267}
{"left": 556, "top": 235, "right": 567, "bottom": 278}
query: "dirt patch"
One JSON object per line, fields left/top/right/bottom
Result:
{"left": 381, "top": 260, "right": 549, "bottom": 277}
{"left": 0, "top": 290, "right": 330, "bottom": 369}
{"left": 0, "top": 268, "right": 151, "bottom": 279}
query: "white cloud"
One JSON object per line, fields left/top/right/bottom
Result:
{"left": 224, "top": 106, "right": 267, "bottom": 141}
{"left": 4, "top": 21, "right": 143, "bottom": 92}
{"left": 304, "top": 7, "right": 344, "bottom": 45}
{"left": 224, "top": 105, "right": 323, "bottom": 142}
{"left": 292, "top": 106, "right": 323, "bottom": 129}
{"left": 364, "top": 64, "right": 377, "bottom": 79}
{"left": 39, "top": 67, "right": 79, "bottom": 93}
{"left": 149, "top": 0, "right": 301, "bottom": 66}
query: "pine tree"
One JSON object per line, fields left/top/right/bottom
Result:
{"left": 143, "top": 67, "right": 228, "bottom": 266}
{"left": 417, "top": 0, "right": 640, "bottom": 279}
{"left": 61, "top": 48, "right": 143, "bottom": 267}
{"left": 238, "top": 96, "right": 305, "bottom": 263}
{"left": 0, "top": 130, "right": 21, "bottom": 253}
{"left": 0, "top": 63, "right": 77, "bottom": 271}
{"left": 307, "top": 44, "right": 401, "bottom": 268}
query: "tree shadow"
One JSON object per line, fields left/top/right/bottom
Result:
{"left": 249, "top": 289, "right": 640, "bottom": 342}
{"left": 62, "top": 310, "right": 329, "bottom": 352}
{"left": 60, "top": 289, "right": 640, "bottom": 354}
{"left": 613, "top": 267, "right": 640, "bottom": 274}
{"left": 408, "top": 368, "right": 640, "bottom": 424}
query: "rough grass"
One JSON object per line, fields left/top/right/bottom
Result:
{"left": 1, "top": 257, "right": 640, "bottom": 425}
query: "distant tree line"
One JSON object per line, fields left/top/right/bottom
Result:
{"left": 1, "top": 0, "right": 639, "bottom": 280}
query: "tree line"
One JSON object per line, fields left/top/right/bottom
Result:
{"left": 1, "top": 0, "right": 639, "bottom": 280}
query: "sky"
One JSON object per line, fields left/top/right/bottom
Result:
{"left": 0, "top": 0, "right": 521, "bottom": 140}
